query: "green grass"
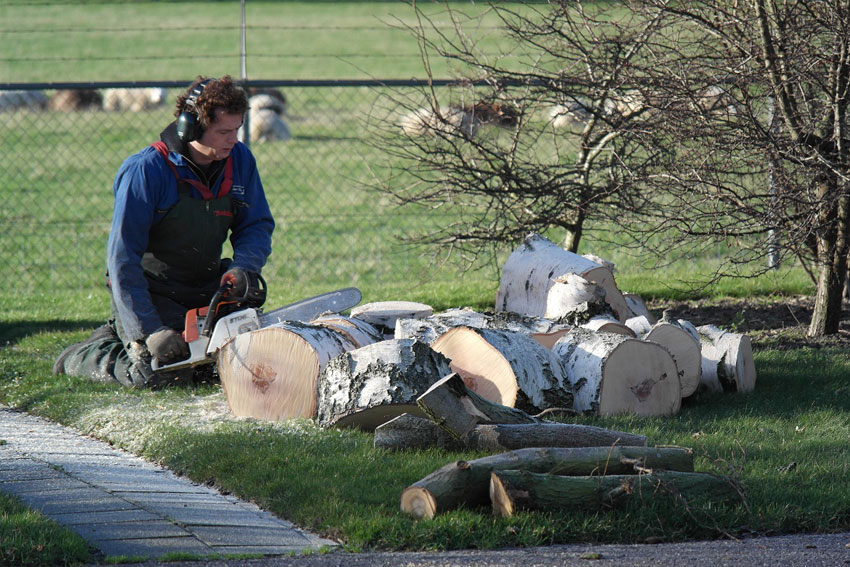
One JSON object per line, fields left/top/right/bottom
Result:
{"left": 0, "top": 492, "right": 92, "bottom": 567}
{"left": 2, "top": 1, "right": 532, "bottom": 82}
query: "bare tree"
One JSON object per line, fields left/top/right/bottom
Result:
{"left": 372, "top": 1, "right": 850, "bottom": 336}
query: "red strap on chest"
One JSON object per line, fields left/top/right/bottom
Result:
{"left": 151, "top": 141, "right": 232, "bottom": 200}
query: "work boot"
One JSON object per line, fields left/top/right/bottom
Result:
{"left": 52, "top": 325, "right": 118, "bottom": 376}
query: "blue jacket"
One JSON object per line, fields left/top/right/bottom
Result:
{"left": 107, "top": 125, "right": 275, "bottom": 342}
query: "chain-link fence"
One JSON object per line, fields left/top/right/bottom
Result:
{"left": 3, "top": 80, "right": 477, "bottom": 295}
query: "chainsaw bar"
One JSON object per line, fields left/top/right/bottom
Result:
{"left": 258, "top": 287, "right": 362, "bottom": 327}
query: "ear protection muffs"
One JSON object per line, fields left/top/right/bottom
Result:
{"left": 176, "top": 79, "right": 213, "bottom": 143}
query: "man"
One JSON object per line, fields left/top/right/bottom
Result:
{"left": 54, "top": 76, "right": 275, "bottom": 388}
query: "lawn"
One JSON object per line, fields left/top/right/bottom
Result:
{"left": 3, "top": 1, "right": 850, "bottom": 565}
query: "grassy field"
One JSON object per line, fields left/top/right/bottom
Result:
{"left": 2, "top": 1, "right": 848, "bottom": 565}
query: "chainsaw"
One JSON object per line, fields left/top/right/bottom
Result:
{"left": 151, "top": 282, "right": 362, "bottom": 372}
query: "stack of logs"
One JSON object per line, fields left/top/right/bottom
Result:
{"left": 215, "top": 232, "right": 750, "bottom": 517}
{"left": 217, "top": 232, "right": 756, "bottom": 425}
{"left": 372, "top": 373, "right": 742, "bottom": 518}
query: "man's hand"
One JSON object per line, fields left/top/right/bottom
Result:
{"left": 145, "top": 327, "right": 189, "bottom": 364}
{"left": 220, "top": 267, "right": 250, "bottom": 297}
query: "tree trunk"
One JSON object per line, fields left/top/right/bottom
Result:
{"left": 431, "top": 326, "right": 572, "bottom": 412}
{"left": 316, "top": 339, "right": 451, "bottom": 430}
{"left": 554, "top": 328, "right": 681, "bottom": 416}
{"left": 696, "top": 325, "right": 757, "bottom": 393}
{"left": 496, "top": 233, "right": 630, "bottom": 322}
{"left": 809, "top": 192, "right": 850, "bottom": 336}
{"left": 401, "top": 446, "right": 694, "bottom": 519}
{"left": 490, "top": 469, "right": 742, "bottom": 517}
{"left": 217, "top": 322, "right": 356, "bottom": 421}
{"left": 373, "top": 414, "right": 647, "bottom": 452}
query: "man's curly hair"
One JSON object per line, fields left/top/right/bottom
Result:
{"left": 174, "top": 75, "right": 248, "bottom": 130}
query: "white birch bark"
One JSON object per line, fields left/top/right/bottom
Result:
{"left": 553, "top": 328, "right": 681, "bottom": 416}
{"left": 696, "top": 325, "right": 757, "bottom": 393}
{"left": 431, "top": 326, "right": 573, "bottom": 413}
{"left": 496, "top": 233, "right": 630, "bottom": 322}
{"left": 316, "top": 339, "right": 451, "bottom": 430}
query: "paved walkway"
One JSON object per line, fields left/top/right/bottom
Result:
{"left": 0, "top": 408, "right": 336, "bottom": 561}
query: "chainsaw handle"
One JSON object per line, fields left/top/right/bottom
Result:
{"left": 201, "top": 283, "right": 233, "bottom": 337}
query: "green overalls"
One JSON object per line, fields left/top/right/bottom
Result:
{"left": 57, "top": 142, "right": 235, "bottom": 388}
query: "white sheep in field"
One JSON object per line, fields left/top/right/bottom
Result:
{"left": 0, "top": 90, "right": 48, "bottom": 111}
{"left": 400, "top": 102, "right": 518, "bottom": 138}
{"left": 240, "top": 93, "right": 292, "bottom": 143}
{"left": 103, "top": 88, "right": 168, "bottom": 112}
{"left": 549, "top": 99, "right": 593, "bottom": 129}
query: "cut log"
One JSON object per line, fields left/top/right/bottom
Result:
{"left": 316, "top": 339, "right": 451, "bottom": 430}
{"left": 373, "top": 414, "right": 647, "bottom": 452}
{"left": 495, "top": 233, "right": 630, "bottom": 322}
{"left": 394, "top": 307, "right": 493, "bottom": 344}
{"left": 554, "top": 328, "right": 681, "bottom": 416}
{"left": 625, "top": 315, "right": 654, "bottom": 337}
{"left": 490, "top": 469, "right": 742, "bottom": 517}
{"left": 416, "top": 373, "right": 537, "bottom": 439}
{"left": 623, "top": 293, "right": 656, "bottom": 324}
{"left": 217, "top": 322, "right": 356, "bottom": 421}
{"left": 374, "top": 414, "right": 464, "bottom": 451}
{"left": 350, "top": 301, "right": 433, "bottom": 335}
{"left": 627, "top": 315, "right": 702, "bottom": 399}
{"left": 696, "top": 325, "right": 757, "bottom": 393}
{"left": 430, "top": 326, "right": 572, "bottom": 413}
{"left": 401, "top": 446, "right": 694, "bottom": 519}
{"left": 309, "top": 314, "right": 384, "bottom": 348}
{"left": 581, "top": 316, "right": 635, "bottom": 337}
{"left": 545, "top": 274, "right": 618, "bottom": 324}
{"left": 394, "top": 307, "right": 572, "bottom": 348}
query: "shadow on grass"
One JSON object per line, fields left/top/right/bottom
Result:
{"left": 0, "top": 320, "right": 103, "bottom": 345}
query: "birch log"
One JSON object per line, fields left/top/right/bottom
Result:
{"left": 496, "top": 233, "right": 629, "bottom": 322}
{"left": 217, "top": 322, "right": 356, "bottom": 421}
{"left": 623, "top": 293, "right": 656, "bottom": 324}
{"left": 490, "top": 469, "right": 742, "bottom": 517}
{"left": 545, "top": 274, "right": 618, "bottom": 324}
{"left": 554, "top": 328, "right": 681, "bottom": 416}
{"left": 309, "top": 314, "right": 384, "bottom": 348}
{"left": 431, "top": 326, "right": 572, "bottom": 412}
{"left": 581, "top": 316, "right": 635, "bottom": 337}
{"left": 697, "top": 325, "right": 757, "bottom": 393}
{"left": 401, "top": 446, "right": 694, "bottom": 519}
{"left": 626, "top": 316, "right": 702, "bottom": 398}
{"left": 394, "top": 308, "right": 493, "bottom": 344}
{"left": 350, "top": 301, "right": 433, "bottom": 336}
{"left": 394, "top": 307, "right": 572, "bottom": 348}
{"left": 316, "top": 339, "right": 451, "bottom": 430}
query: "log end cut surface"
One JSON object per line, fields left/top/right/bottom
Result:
{"left": 218, "top": 327, "right": 320, "bottom": 420}
{"left": 599, "top": 339, "right": 681, "bottom": 416}
{"left": 431, "top": 327, "right": 519, "bottom": 407}
{"left": 401, "top": 486, "right": 438, "bottom": 520}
